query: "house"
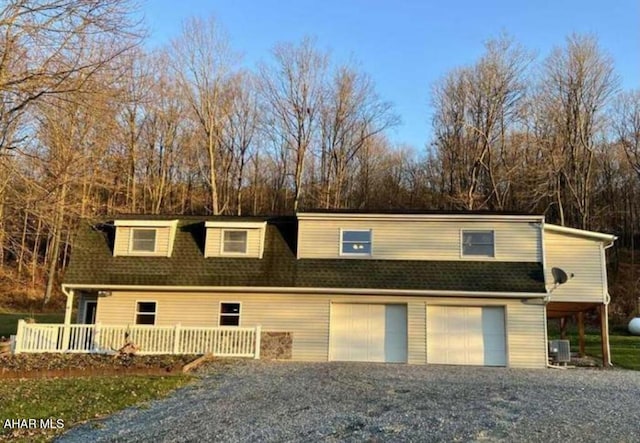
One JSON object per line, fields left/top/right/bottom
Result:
{"left": 57, "top": 210, "right": 616, "bottom": 368}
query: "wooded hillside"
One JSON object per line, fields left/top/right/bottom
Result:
{"left": 0, "top": 2, "right": 638, "bottom": 320}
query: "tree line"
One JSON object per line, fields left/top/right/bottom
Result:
{"left": 0, "top": 1, "right": 639, "bottom": 318}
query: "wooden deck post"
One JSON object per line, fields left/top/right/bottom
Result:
{"left": 577, "top": 312, "right": 585, "bottom": 357}
{"left": 559, "top": 317, "right": 567, "bottom": 340}
{"left": 62, "top": 289, "right": 74, "bottom": 352}
{"left": 254, "top": 325, "right": 262, "bottom": 360}
{"left": 14, "top": 319, "right": 25, "bottom": 354}
{"left": 600, "top": 304, "right": 611, "bottom": 367}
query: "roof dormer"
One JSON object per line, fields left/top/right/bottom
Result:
{"left": 204, "top": 221, "right": 267, "bottom": 258}
{"left": 113, "top": 220, "right": 179, "bottom": 257}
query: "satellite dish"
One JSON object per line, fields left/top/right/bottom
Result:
{"left": 551, "top": 267, "right": 569, "bottom": 285}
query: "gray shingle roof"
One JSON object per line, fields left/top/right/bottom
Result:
{"left": 63, "top": 217, "right": 545, "bottom": 293}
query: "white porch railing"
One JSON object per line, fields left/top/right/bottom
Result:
{"left": 13, "top": 320, "right": 262, "bottom": 358}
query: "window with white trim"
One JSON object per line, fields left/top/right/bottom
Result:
{"left": 222, "top": 230, "right": 248, "bottom": 254}
{"left": 131, "top": 228, "right": 157, "bottom": 253}
{"left": 341, "top": 230, "right": 372, "bottom": 255}
{"left": 462, "top": 230, "right": 495, "bottom": 257}
{"left": 135, "top": 301, "right": 157, "bottom": 325}
{"left": 220, "top": 302, "right": 241, "bottom": 326}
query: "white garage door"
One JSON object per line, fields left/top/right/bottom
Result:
{"left": 427, "top": 306, "right": 506, "bottom": 366}
{"left": 330, "top": 304, "right": 407, "bottom": 363}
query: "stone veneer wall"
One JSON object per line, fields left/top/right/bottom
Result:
{"left": 260, "top": 332, "right": 292, "bottom": 360}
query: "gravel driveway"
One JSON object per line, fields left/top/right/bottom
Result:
{"left": 59, "top": 361, "right": 640, "bottom": 442}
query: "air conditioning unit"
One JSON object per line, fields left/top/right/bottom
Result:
{"left": 549, "top": 339, "right": 571, "bottom": 364}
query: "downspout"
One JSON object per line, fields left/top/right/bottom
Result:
{"left": 537, "top": 221, "right": 553, "bottom": 368}
{"left": 61, "top": 284, "right": 74, "bottom": 326}
{"left": 602, "top": 239, "right": 616, "bottom": 367}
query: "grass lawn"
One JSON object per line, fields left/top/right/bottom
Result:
{"left": 549, "top": 324, "right": 640, "bottom": 370}
{"left": 0, "top": 313, "right": 64, "bottom": 338}
{"left": 0, "top": 375, "right": 192, "bottom": 442}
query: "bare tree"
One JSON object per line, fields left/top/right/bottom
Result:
{"left": 259, "top": 38, "right": 327, "bottom": 211}
{"left": 0, "top": 0, "right": 142, "bottom": 155}
{"left": 170, "top": 16, "right": 238, "bottom": 215}
{"left": 431, "top": 36, "right": 531, "bottom": 210}
{"left": 612, "top": 90, "right": 640, "bottom": 179}
{"left": 537, "top": 34, "right": 618, "bottom": 227}
{"left": 319, "top": 65, "right": 398, "bottom": 208}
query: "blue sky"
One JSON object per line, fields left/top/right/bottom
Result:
{"left": 142, "top": 0, "right": 640, "bottom": 150}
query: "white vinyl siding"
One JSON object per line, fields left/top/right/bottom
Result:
{"left": 407, "top": 302, "right": 427, "bottom": 364}
{"left": 96, "top": 292, "right": 547, "bottom": 368}
{"left": 544, "top": 230, "right": 606, "bottom": 303}
{"left": 205, "top": 228, "right": 263, "bottom": 258}
{"left": 114, "top": 226, "right": 172, "bottom": 257}
{"left": 298, "top": 220, "right": 541, "bottom": 261}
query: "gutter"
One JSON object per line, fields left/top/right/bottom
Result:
{"left": 61, "top": 283, "right": 547, "bottom": 299}
{"left": 298, "top": 213, "right": 545, "bottom": 223}
{"left": 544, "top": 224, "right": 618, "bottom": 242}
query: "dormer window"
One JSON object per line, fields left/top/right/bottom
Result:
{"left": 131, "top": 228, "right": 157, "bottom": 253}
{"left": 113, "top": 219, "right": 178, "bottom": 257}
{"left": 341, "top": 229, "right": 372, "bottom": 256}
{"left": 222, "top": 230, "right": 248, "bottom": 254}
{"left": 204, "top": 221, "right": 266, "bottom": 258}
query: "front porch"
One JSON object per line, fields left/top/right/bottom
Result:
{"left": 14, "top": 320, "right": 262, "bottom": 358}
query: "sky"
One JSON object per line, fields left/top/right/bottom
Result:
{"left": 141, "top": 0, "right": 640, "bottom": 151}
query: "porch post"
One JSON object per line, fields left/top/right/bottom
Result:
{"left": 64, "top": 289, "right": 74, "bottom": 325}
{"left": 600, "top": 304, "right": 611, "bottom": 367}
{"left": 559, "top": 317, "right": 567, "bottom": 340}
{"left": 577, "top": 312, "right": 585, "bottom": 357}
{"left": 62, "top": 288, "right": 74, "bottom": 352}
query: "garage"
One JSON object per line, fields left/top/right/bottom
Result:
{"left": 427, "top": 306, "right": 506, "bottom": 366}
{"left": 329, "top": 304, "right": 407, "bottom": 363}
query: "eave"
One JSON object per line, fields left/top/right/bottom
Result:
{"left": 62, "top": 283, "right": 546, "bottom": 299}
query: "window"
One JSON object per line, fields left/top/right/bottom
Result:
{"left": 131, "top": 228, "right": 157, "bottom": 252}
{"left": 135, "top": 301, "right": 156, "bottom": 325}
{"left": 462, "top": 230, "right": 495, "bottom": 257}
{"left": 341, "top": 230, "right": 372, "bottom": 255}
{"left": 220, "top": 302, "right": 240, "bottom": 326}
{"left": 222, "top": 230, "right": 248, "bottom": 254}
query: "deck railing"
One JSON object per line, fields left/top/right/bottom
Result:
{"left": 13, "top": 320, "right": 262, "bottom": 358}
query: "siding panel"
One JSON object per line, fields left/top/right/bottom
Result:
{"left": 96, "top": 292, "right": 547, "bottom": 368}
{"left": 298, "top": 220, "right": 541, "bottom": 262}
{"left": 544, "top": 231, "right": 605, "bottom": 303}
{"left": 407, "top": 302, "right": 426, "bottom": 364}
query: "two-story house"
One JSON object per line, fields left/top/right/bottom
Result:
{"left": 59, "top": 211, "right": 616, "bottom": 368}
